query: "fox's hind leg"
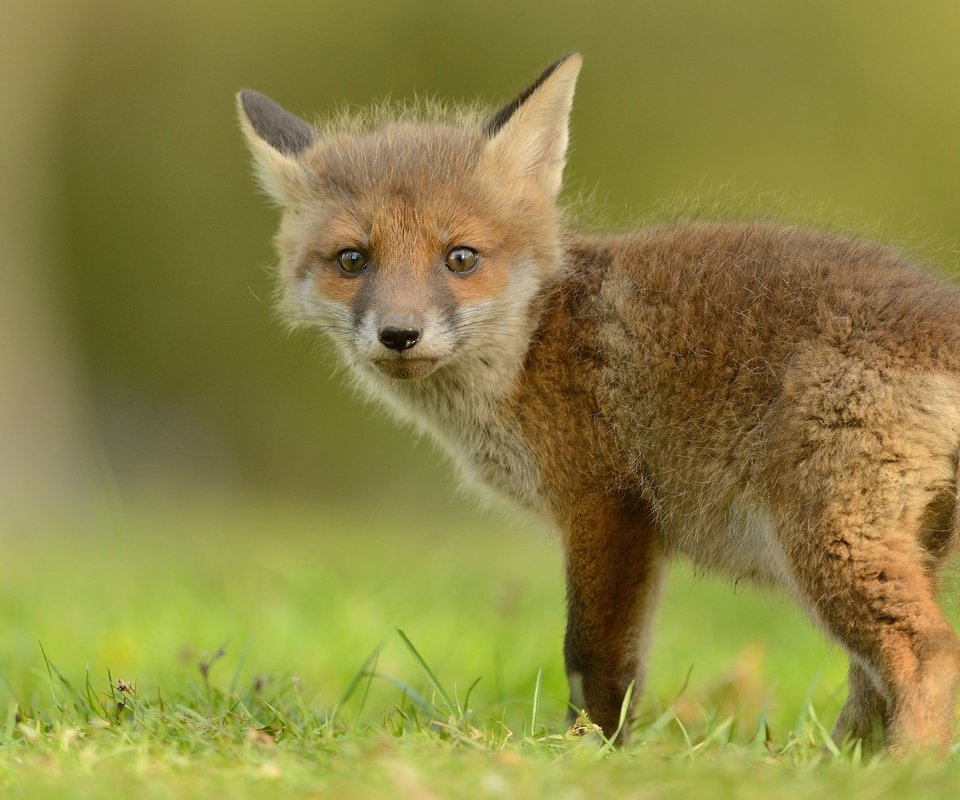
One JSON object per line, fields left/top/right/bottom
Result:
{"left": 832, "top": 661, "right": 888, "bottom": 750}
{"left": 764, "top": 356, "right": 960, "bottom": 755}
{"left": 773, "top": 479, "right": 960, "bottom": 757}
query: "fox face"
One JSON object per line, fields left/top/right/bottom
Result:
{"left": 239, "top": 56, "right": 581, "bottom": 384}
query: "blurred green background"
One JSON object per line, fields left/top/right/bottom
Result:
{"left": 4, "top": 0, "right": 960, "bottom": 514}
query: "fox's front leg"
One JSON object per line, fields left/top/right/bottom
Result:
{"left": 561, "top": 494, "right": 663, "bottom": 741}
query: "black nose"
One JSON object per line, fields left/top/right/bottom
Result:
{"left": 378, "top": 326, "right": 421, "bottom": 352}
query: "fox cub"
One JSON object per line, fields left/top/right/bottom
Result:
{"left": 239, "top": 54, "right": 960, "bottom": 755}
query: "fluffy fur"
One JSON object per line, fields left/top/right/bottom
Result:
{"left": 238, "top": 55, "right": 960, "bottom": 755}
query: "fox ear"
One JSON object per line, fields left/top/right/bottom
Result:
{"left": 237, "top": 90, "right": 316, "bottom": 206}
{"left": 482, "top": 54, "right": 582, "bottom": 197}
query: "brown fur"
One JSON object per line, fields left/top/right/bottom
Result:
{"left": 238, "top": 57, "right": 960, "bottom": 756}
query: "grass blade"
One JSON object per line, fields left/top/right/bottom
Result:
{"left": 397, "top": 629, "right": 454, "bottom": 714}
{"left": 530, "top": 667, "right": 543, "bottom": 737}
{"left": 596, "top": 680, "right": 634, "bottom": 757}
{"left": 462, "top": 676, "right": 482, "bottom": 718}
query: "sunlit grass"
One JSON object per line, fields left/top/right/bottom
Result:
{"left": 0, "top": 497, "right": 957, "bottom": 797}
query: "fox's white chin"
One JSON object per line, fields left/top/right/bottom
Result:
{"left": 370, "top": 356, "right": 442, "bottom": 380}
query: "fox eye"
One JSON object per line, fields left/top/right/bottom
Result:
{"left": 445, "top": 246, "right": 479, "bottom": 274}
{"left": 337, "top": 248, "right": 368, "bottom": 274}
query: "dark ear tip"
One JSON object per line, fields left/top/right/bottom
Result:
{"left": 539, "top": 52, "right": 583, "bottom": 79}
{"left": 236, "top": 90, "right": 251, "bottom": 115}
{"left": 236, "top": 90, "right": 315, "bottom": 156}
{"left": 236, "top": 89, "right": 274, "bottom": 118}
{"left": 236, "top": 90, "right": 266, "bottom": 124}
{"left": 484, "top": 53, "right": 583, "bottom": 137}
{"left": 556, "top": 52, "right": 583, "bottom": 66}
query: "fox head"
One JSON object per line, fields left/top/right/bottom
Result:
{"left": 238, "top": 55, "right": 582, "bottom": 385}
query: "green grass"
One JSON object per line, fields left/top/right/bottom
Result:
{"left": 1, "top": 497, "right": 958, "bottom": 798}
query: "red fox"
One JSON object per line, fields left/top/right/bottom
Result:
{"left": 238, "top": 54, "right": 960, "bottom": 755}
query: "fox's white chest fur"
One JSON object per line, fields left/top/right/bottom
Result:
{"left": 354, "top": 360, "right": 544, "bottom": 512}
